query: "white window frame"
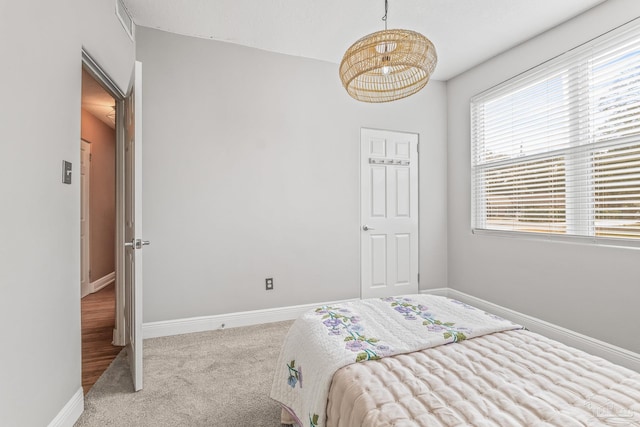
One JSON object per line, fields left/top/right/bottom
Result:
{"left": 471, "top": 19, "right": 640, "bottom": 248}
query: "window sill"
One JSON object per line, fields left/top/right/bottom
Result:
{"left": 471, "top": 228, "right": 640, "bottom": 250}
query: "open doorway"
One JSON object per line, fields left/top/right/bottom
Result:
{"left": 81, "top": 52, "right": 146, "bottom": 393}
{"left": 80, "top": 67, "right": 122, "bottom": 393}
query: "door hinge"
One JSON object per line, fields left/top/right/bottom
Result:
{"left": 417, "top": 273, "right": 420, "bottom": 283}
{"left": 89, "top": 153, "right": 92, "bottom": 161}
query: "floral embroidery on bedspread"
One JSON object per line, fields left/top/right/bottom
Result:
{"left": 384, "top": 296, "right": 471, "bottom": 343}
{"left": 309, "top": 413, "right": 319, "bottom": 427}
{"left": 315, "top": 305, "right": 392, "bottom": 362}
{"left": 286, "top": 360, "right": 302, "bottom": 388}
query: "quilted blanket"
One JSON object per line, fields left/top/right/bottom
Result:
{"left": 269, "top": 295, "right": 523, "bottom": 427}
{"left": 325, "top": 330, "right": 640, "bottom": 426}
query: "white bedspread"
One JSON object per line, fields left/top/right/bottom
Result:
{"left": 270, "top": 295, "right": 522, "bottom": 427}
{"left": 326, "top": 329, "right": 640, "bottom": 426}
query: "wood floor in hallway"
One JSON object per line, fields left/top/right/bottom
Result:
{"left": 82, "top": 283, "right": 123, "bottom": 394}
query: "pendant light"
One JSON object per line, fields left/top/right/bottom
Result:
{"left": 339, "top": 0, "right": 437, "bottom": 103}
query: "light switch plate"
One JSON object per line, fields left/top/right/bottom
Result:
{"left": 62, "top": 161, "right": 72, "bottom": 184}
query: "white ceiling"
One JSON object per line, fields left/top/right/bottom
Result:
{"left": 122, "top": 0, "right": 607, "bottom": 81}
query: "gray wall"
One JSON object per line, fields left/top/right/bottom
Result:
{"left": 447, "top": 0, "right": 640, "bottom": 354}
{"left": 81, "top": 109, "right": 116, "bottom": 282}
{"left": 136, "top": 28, "right": 448, "bottom": 322}
{"left": 81, "top": 0, "right": 136, "bottom": 91}
{"left": 0, "top": 1, "right": 133, "bottom": 426}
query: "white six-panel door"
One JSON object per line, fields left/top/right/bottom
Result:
{"left": 361, "top": 128, "right": 419, "bottom": 299}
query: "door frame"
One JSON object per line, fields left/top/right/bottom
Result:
{"left": 81, "top": 50, "right": 127, "bottom": 346}
{"left": 80, "top": 139, "right": 91, "bottom": 298}
{"left": 359, "top": 127, "right": 420, "bottom": 299}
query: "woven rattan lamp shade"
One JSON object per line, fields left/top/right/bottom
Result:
{"left": 339, "top": 29, "right": 437, "bottom": 103}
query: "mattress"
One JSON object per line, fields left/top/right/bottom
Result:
{"left": 324, "top": 329, "right": 640, "bottom": 426}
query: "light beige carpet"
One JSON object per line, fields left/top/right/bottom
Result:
{"left": 75, "top": 320, "right": 294, "bottom": 427}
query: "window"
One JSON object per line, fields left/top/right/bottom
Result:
{"left": 471, "top": 20, "right": 640, "bottom": 244}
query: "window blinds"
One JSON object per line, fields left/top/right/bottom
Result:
{"left": 471, "top": 19, "right": 640, "bottom": 242}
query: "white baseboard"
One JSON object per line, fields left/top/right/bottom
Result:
{"left": 90, "top": 271, "right": 115, "bottom": 293}
{"left": 419, "top": 287, "right": 448, "bottom": 297}
{"left": 143, "top": 298, "right": 359, "bottom": 339}
{"left": 47, "top": 387, "right": 83, "bottom": 427}
{"left": 143, "top": 288, "right": 640, "bottom": 372}
{"left": 421, "top": 288, "right": 640, "bottom": 373}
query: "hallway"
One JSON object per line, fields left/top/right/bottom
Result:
{"left": 81, "top": 283, "right": 123, "bottom": 393}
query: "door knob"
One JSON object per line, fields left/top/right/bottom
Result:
{"left": 125, "top": 239, "right": 151, "bottom": 249}
{"left": 362, "top": 225, "right": 375, "bottom": 231}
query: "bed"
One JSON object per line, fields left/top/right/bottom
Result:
{"left": 270, "top": 295, "right": 640, "bottom": 427}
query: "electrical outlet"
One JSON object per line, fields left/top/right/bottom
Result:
{"left": 265, "top": 278, "right": 274, "bottom": 290}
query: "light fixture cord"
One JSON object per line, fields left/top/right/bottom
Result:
{"left": 382, "top": 0, "right": 388, "bottom": 30}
